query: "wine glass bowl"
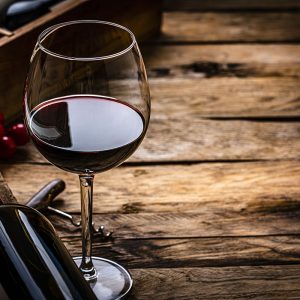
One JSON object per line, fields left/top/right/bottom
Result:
{"left": 24, "top": 20, "right": 150, "bottom": 299}
{"left": 25, "top": 20, "right": 150, "bottom": 174}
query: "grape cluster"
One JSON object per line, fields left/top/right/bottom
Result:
{"left": 0, "top": 112, "right": 29, "bottom": 159}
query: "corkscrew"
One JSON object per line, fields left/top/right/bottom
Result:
{"left": 25, "top": 179, "right": 113, "bottom": 241}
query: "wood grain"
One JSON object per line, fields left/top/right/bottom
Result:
{"left": 3, "top": 161, "right": 300, "bottom": 214}
{"left": 149, "top": 77, "right": 300, "bottom": 117}
{"left": 12, "top": 114, "right": 300, "bottom": 163}
{"left": 143, "top": 44, "right": 300, "bottom": 77}
{"left": 48, "top": 210, "right": 300, "bottom": 239}
{"left": 63, "top": 235, "right": 300, "bottom": 268}
{"left": 130, "top": 266, "right": 300, "bottom": 300}
{"left": 126, "top": 117, "right": 300, "bottom": 162}
{"left": 161, "top": 12, "right": 300, "bottom": 42}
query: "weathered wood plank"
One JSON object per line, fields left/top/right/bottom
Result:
{"left": 161, "top": 12, "right": 300, "bottom": 42}
{"left": 163, "top": 0, "right": 300, "bottom": 11}
{"left": 149, "top": 77, "right": 300, "bottom": 118}
{"left": 48, "top": 210, "right": 300, "bottom": 239}
{"left": 12, "top": 114, "right": 300, "bottom": 163}
{"left": 9, "top": 76, "right": 300, "bottom": 163}
{"left": 149, "top": 61, "right": 300, "bottom": 78}
{"left": 130, "top": 266, "right": 300, "bottom": 299}
{"left": 142, "top": 44, "right": 300, "bottom": 77}
{"left": 9, "top": 49, "right": 300, "bottom": 163}
{"left": 143, "top": 44, "right": 300, "bottom": 66}
{"left": 3, "top": 161, "right": 300, "bottom": 214}
{"left": 63, "top": 235, "right": 300, "bottom": 268}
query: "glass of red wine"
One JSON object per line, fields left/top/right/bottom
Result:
{"left": 24, "top": 20, "right": 150, "bottom": 299}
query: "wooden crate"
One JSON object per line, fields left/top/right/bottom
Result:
{"left": 0, "top": 0, "right": 162, "bottom": 123}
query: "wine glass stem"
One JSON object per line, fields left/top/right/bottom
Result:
{"left": 79, "top": 174, "right": 97, "bottom": 281}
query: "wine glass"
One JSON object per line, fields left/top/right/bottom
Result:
{"left": 24, "top": 20, "right": 150, "bottom": 299}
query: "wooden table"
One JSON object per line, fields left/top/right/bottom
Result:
{"left": 2, "top": 0, "right": 300, "bottom": 298}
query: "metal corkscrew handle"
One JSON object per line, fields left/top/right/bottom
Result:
{"left": 25, "top": 179, "right": 113, "bottom": 240}
{"left": 25, "top": 178, "right": 65, "bottom": 210}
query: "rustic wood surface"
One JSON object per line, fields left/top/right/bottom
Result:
{"left": 130, "top": 266, "right": 300, "bottom": 299}
{"left": 11, "top": 119, "right": 300, "bottom": 162}
{"left": 2, "top": 0, "right": 300, "bottom": 298}
{"left": 4, "top": 161, "right": 300, "bottom": 214}
{"left": 160, "top": 12, "right": 300, "bottom": 42}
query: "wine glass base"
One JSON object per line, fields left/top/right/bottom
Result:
{"left": 73, "top": 256, "right": 133, "bottom": 300}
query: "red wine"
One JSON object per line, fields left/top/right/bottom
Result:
{"left": 29, "top": 95, "right": 145, "bottom": 173}
{"left": 0, "top": 204, "right": 97, "bottom": 300}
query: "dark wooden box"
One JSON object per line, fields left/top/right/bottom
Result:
{"left": 0, "top": 0, "right": 162, "bottom": 123}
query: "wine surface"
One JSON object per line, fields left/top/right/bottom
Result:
{"left": 29, "top": 95, "right": 145, "bottom": 173}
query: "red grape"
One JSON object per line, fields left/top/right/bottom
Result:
{"left": 0, "top": 136, "right": 16, "bottom": 159}
{"left": 8, "top": 123, "right": 29, "bottom": 146}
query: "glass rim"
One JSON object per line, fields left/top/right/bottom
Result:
{"left": 37, "top": 20, "right": 137, "bottom": 61}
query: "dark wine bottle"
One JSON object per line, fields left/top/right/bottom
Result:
{"left": 0, "top": 204, "right": 97, "bottom": 300}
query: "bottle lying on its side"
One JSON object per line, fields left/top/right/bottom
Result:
{"left": 0, "top": 204, "right": 97, "bottom": 300}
